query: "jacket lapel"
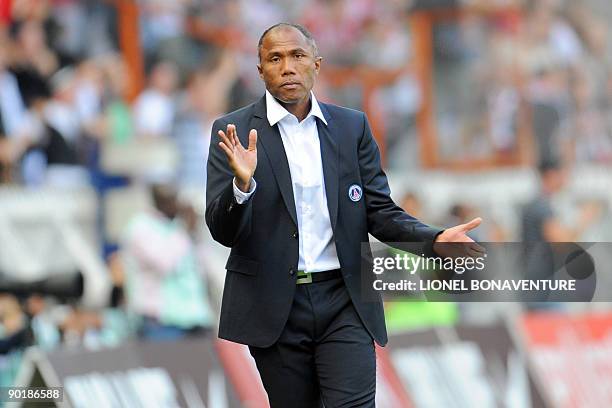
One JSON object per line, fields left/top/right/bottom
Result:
{"left": 317, "top": 103, "right": 339, "bottom": 232}
{"left": 251, "top": 96, "right": 298, "bottom": 227}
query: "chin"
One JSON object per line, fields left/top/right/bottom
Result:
{"left": 277, "top": 92, "right": 306, "bottom": 105}
{"left": 276, "top": 96, "right": 298, "bottom": 104}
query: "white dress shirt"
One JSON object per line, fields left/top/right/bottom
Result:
{"left": 233, "top": 90, "right": 340, "bottom": 272}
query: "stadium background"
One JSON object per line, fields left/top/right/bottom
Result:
{"left": 1, "top": 0, "right": 612, "bottom": 406}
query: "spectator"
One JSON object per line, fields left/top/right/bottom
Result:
{"left": 119, "top": 183, "right": 213, "bottom": 341}
{"left": 0, "top": 41, "right": 29, "bottom": 139}
{"left": 19, "top": 74, "right": 88, "bottom": 187}
{"left": 172, "top": 70, "right": 211, "bottom": 192}
{"left": 96, "top": 54, "right": 134, "bottom": 145}
{"left": 0, "top": 295, "right": 28, "bottom": 355}
{"left": 0, "top": 295, "right": 29, "bottom": 387}
{"left": 520, "top": 158, "right": 602, "bottom": 307}
{"left": 132, "top": 61, "right": 179, "bottom": 138}
{"left": 0, "top": 38, "right": 31, "bottom": 182}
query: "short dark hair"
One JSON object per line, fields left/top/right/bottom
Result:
{"left": 151, "top": 183, "right": 177, "bottom": 212}
{"left": 257, "top": 23, "right": 319, "bottom": 61}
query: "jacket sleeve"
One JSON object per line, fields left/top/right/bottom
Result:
{"left": 358, "top": 112, "right": 443, "bottom": 249}
{"left": 205, "top": 118, "right": 254, "bottom": 247}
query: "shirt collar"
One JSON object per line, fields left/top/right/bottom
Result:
{"left": 265, "top": 89, "right": 328, "bottom": 127}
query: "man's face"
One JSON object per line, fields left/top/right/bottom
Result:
{"left": 257, "top": 27, "right": 321, "bottom": 105}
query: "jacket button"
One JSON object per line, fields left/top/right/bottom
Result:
{"left": 289, "top": 268, "right": 295, "bottom": 276}
{"left": 292, "top": 231, "right": 298, "bottom": 239}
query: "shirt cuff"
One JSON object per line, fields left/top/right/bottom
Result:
{"left": 233, "top": 177, "right": 256, "bottom": 204}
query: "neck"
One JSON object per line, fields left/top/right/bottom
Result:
{"left": 279, "top": 95, "right": 311, "bottom": 122}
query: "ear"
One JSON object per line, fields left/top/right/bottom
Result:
{"left": 257, "top": 63, "right": 264, "bottom": 80}
{"left": 314, "top": 56, "right": 322, "bottom": 75}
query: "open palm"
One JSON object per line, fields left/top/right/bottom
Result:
{"left": 217, "top": 124, "right": 258, "bottom": 191}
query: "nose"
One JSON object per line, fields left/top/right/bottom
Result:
{"left": 280, "top": 58, "right": 296, "bottom": 76}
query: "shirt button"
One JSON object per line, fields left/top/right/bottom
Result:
{"left": 289, "top": 268, "right": 295, "bottom": 276}
{"left": 292, "top": 231, "right": 298, "bottom": 239}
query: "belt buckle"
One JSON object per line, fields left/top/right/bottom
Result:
{"left": 296, "top": 271, "right": 312, "bottom": 285}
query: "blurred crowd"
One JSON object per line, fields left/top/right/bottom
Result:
{"left": 1, "top": 0, "right": 612, "bottom": 190}
{"left": 1, "top": 0, "right": 612, "bottom": 388}
{"left": 433, "top": 0, "right": 612, "bottom": 166}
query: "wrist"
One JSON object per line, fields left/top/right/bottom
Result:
{"left": 433, "top": 229, "right": 446, "bottom": 243}
{"left": 236, "top": 178, "right": 251, "bottom": 193}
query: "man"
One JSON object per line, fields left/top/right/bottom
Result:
{"left": 121, "top": 184, "right": 213, "bottom": 341}
{"left": 206, "top": 23, "right": 481, "bottom": 407}
{"left": 520, "top": 159, "right": 601, "bottom": 307}
{"left": 0, "top": 42, "right": 31, "bottom": 182}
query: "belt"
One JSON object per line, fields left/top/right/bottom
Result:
{"left": 296, "top": 269, "right": 342, "bottom": 285}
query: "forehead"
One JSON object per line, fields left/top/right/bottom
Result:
{"left": 260, "top": 26, "right": 312, "bottom": 54}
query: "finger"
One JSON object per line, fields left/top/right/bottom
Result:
{"left": 234, "top": 132, "right": 242, "bottom": 148}
{"left": 217, "top": 141, "right": 234, "bottom": 158}
{"left": 460, "top": 217, "right": 482, "bottom": 232}
{"left": 217, "top": 130, "right": 232, "bottom": 148}
{"left": 230, "top": 124, "right": 241, "bottom": 148}
{"left": 231, "top": 124, "right": 242, "bottom": 147}
{"left": 247, "top": 129, "right": 257, "bottom": 151}
{"left": 227, "top": 124, "right": 237, "bottom": 146}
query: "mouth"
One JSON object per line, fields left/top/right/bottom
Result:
{"left": 280, "top": 82, "right": 301, "bottom": 89}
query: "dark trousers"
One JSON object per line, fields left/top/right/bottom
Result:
{"left": 248, "top": 276, "right": 376, "bottom": 408}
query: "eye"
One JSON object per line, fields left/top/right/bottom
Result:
{"left": 295, "top": 54, "right": 304, "bottom": 59}
{"left": 270, "top": 56, "right": 280, "bottom": 63}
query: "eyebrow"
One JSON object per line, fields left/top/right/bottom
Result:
{"left": 264, "top": 47, "right": 311, "bottom": 57}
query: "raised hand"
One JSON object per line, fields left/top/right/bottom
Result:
{"left": 217, "top": 124, "right": 258, "bottom": 192}
{"left": 433, "top": 217, "right": 485, "bottom": 258}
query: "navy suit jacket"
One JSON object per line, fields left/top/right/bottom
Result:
{"left": 206, "top": 95, "right": 442, "bottom": 347}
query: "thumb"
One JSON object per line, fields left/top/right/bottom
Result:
{"left": 248, "top": 129, "right": 257, "bottom": 151}
{"left": 460, "top": 217, "right": 482, "bottom": 232}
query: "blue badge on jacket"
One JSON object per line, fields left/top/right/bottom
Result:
{"left": 348, "top": 184, "right": 362, "bottom": 202}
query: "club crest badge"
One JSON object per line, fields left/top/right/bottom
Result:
{"left": 348, "top": 184, "right": 362, "bottom": 202}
